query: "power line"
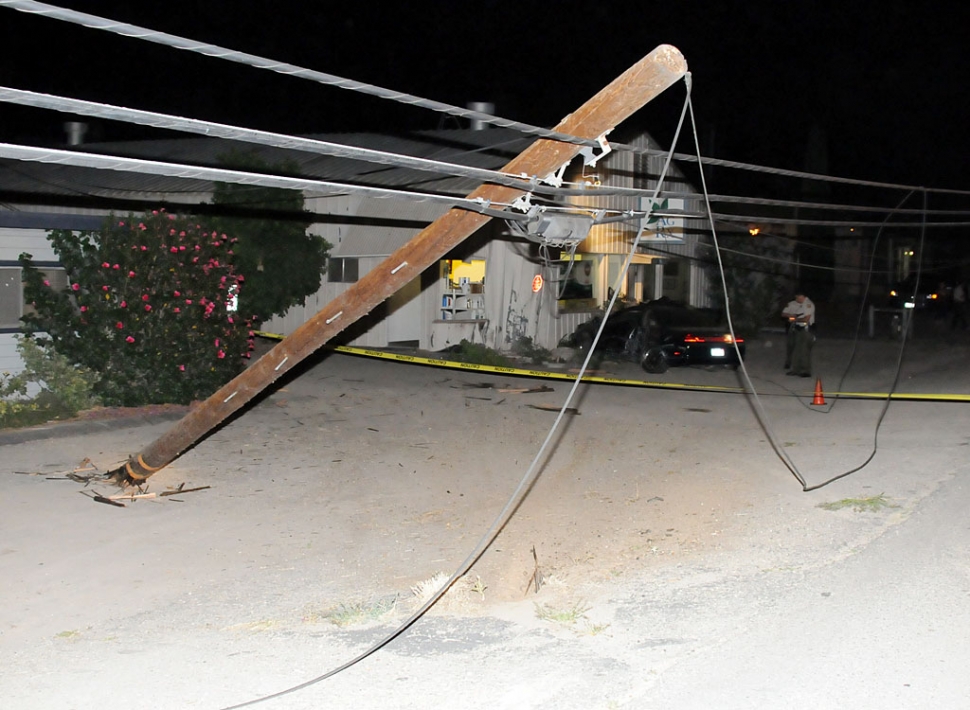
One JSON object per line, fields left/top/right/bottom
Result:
{"left": 0, "top": 142, "right": 517, "bottom": 211}
{"left": 9, "top": 86, "right": 970, "bottom": 229}
{"left": 0, "top": 87, "right": 553, "bottom": 194}
{"left": 6, "top": 0, "right": 970, "bottom": 199}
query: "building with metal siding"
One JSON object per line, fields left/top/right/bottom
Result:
{"left": 0, "top": 126, "right": 708, "bottom": 373}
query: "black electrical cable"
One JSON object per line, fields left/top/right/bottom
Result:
{"left": 801, "top": 189, "right": 929, "bottom": 491}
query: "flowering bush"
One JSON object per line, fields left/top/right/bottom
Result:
{"left": 19, "top": 210, "right": 256, "bottom": 406}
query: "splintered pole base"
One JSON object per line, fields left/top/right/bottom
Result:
{"left": 107, "top": 44, "right": 688, "bottom": 485}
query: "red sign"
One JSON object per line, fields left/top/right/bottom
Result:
{"left": 531, "top": 275, "right": 544, "bottom": 293}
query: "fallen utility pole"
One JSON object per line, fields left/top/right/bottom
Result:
{"left": 108, "top": 44, "right": 688, "bottom": 485}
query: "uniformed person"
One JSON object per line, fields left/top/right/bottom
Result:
{"left": 782, "top": 290, "right": 815, "bottom": 377}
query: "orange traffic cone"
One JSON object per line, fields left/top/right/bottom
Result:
{"left": 811, "top": 377, "right": 826, "bottom": 406}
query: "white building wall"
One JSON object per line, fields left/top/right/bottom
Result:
{"left": 0, "top": 227, "right": 57, "bottom": 262}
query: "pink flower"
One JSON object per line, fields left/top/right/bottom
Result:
{"left": 43, "top": 279, "right": 50, "bottom": 286}
{"left": 185, "top": 299, "right": 193, "bottom": 305}
{"left": 120, "top": 301, "right": 127, "bottom": 308}
{"left": 152, "top": 210, "right": 159, "bottom": 215}
{"left": 179, "top": 245, "right": 186, "bottom": 251}
{"left": 178, "top": 364, "right": 185, "bottom": 371}
{"left": 102, "top": 285, "right": 109, "bottom": 291}
{"left": 80, "top": 306, "right": 87, "bottom": 312}
{"left": 142, "top": 294, "right": 150, "bottom": 301}
{"left": 138, "top": 223, "right": 147, "bottom": 231}
{"left": 173, "top": 307, "right": 181, "bottom": 313}
{"left": 169, "top": 229, "right": 176, "bottom": 236}
{"left": 128, "top": 271, "right": 135, "bottom": 277}
{"left": 118, "top": 221, "right": 125, "bottom": 226}
{"left": 141, "top": 246, "right": 148, "bottom": 251}
{"left": 173, "top": 290, "right": 181, "bottom": 297}
{"left": 170, "top": 247, "right": 178, "bottom": 253}
{"left": 168, "top": 214, "right": 176, "bottom": 220}
{"left": 214, "top": 338, "right": 220, "bottom": 347}
{"left": 217, "top": 350, "right": 226, "bottom": 359}
{"left": 125, "top": 335, "right": 135, "bottom": 343}
{"left": 102, "top": 262, "right": 111, "bottom": 268}
{"left": 144, "top": 304, "right": 152, "bottom": 312}
{"left": 179, "top": 231, "right": 186, "bottom": 237}
{"left": 115, "top": 322, "right": 124, "bottom": 329}
{"left": 71, "top": 283, "right": 80, "bottom": 291}
{"left": 113, "top": 264, "right": 120, "bottom": 270}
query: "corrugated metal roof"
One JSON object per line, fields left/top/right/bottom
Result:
{"left": 0, "top": 128, "right": 534, "bottom": 205}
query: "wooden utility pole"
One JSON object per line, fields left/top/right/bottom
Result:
{"left": 108, "top": 45, "right": 688, "bottom": 485}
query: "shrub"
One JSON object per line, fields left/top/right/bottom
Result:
{"left": 20, "top": 210, "right": 255, "bottom": 406}
{"left": 0, "top": 336, "right": 99, "bottom": 428}
{"left": 210, "top": 151, "right": 331, "bottom": 321}
{"left": 511, "top": 336, "right": 553, "bottom": 365}
{"left": 443, "top": 340, "right": 512, "bottom": 367}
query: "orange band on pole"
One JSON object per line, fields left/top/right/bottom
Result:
{"left": 124, "top": 454, "right": 164, "bottom": 481}
{"left": 136, "top": 454, "right": 164, "bottom": 472}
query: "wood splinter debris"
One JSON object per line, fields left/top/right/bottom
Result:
{"left": 526, "top": 404, "right": 580, "bottom": 415}
{"left": 497, "top": 385, "right": 555, "bottom": 394}
{"left": 81, "top": 482, "right": 210, "bottom": 507}
{"left": 80, "top": 490, "right": 126, "bottom": 508}
{"left": 159, "top": 484, "right": 211, "bottom": 497}
{"left": 524, "top": 545, "right": 544, "bottom": 596}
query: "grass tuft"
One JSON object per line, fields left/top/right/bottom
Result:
{"left": 321, "top": 596, "right": 397, "bottom": 627}
{"left": 817, "top": 494, "right": 896, "bottom": 513}
{"left": 534, "top": 601, "right": 591, "bottom": 626}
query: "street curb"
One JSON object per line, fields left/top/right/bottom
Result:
{"left": 0, "top": 410, "right": 189, "bottom": 447}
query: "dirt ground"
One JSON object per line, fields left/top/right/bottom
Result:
{"left": 1, "top": 331, "right": 968, "bottom": 709}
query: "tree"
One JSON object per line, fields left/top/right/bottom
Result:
{"left": 20, "top": 209, "right": 255, "bottom": 406}
{"left": 210, "top": 151, "right": 331, "bottom": 321}
{"left": 706, "top": 233, "right": 792, "bottom": 335}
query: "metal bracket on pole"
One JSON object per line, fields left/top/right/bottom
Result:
{"left": 578, "top": 132, "right": 612, "bottom": 167}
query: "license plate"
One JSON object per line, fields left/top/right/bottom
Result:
{"left": 710, "top": 347, "right": 725, "bottom": 357}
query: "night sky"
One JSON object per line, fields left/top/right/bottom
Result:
{"left": 2, "top": 1, "right": 969, "bottom": 193}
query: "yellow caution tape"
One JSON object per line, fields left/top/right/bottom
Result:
{"left": 254, "top": 331, "right": 970, "bottom": 402}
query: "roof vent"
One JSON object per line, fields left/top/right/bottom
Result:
{"left": 64, "top": 122, "right": 88, "bottom": 146}
{"left": 467, "top": 102, "right": 495, "bottom": 131}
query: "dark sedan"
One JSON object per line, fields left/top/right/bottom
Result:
{"left": 563, "top": 298, "right": 745, "bottom": 374}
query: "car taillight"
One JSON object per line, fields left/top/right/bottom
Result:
{"left": 684, "top": 333, "right": 744, "bottom": 344}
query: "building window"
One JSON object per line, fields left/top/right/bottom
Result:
{"left": 0, "top": 266, "right": 67, "bottom": 332}
{"left": 556, "top": 255, "right": 599, "bottom": 313}
{"left": 0, "top": 268, "right": 21, "bottom": 331}
{"left": 327, "top": 257, "right": 359, "bottom": 283}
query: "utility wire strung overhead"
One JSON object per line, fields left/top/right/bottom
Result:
{"left": 5, "top": 0, "right": 970, "bottom": 200}
{"left": 5, "top": 86, "right": 970, "bottom": 230}
{"left": 0, "top": 87, "right": 559, "bottom": 195}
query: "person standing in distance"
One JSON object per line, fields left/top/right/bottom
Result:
{"left": 782, "top": 290, "right": 815, "bottom": 377}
